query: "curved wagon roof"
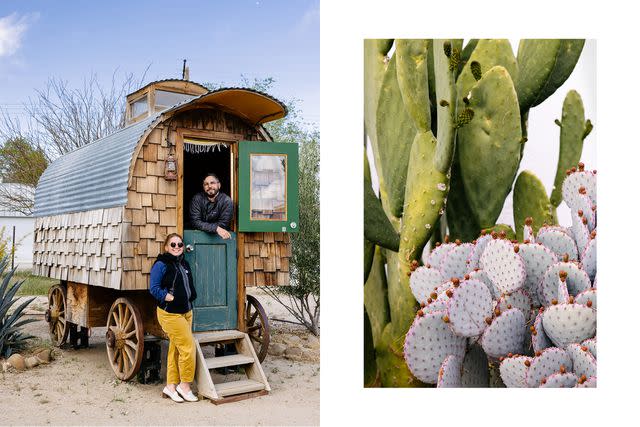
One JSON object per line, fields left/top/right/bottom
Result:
{"left": 34, "top": 88, "right": 286, "bottom": 217}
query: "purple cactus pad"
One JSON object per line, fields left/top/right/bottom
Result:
{"left": 574, "top": 289, "right": 597, "bottom": 310}
{"left": 575, "top": 376, "right": 597, "bottom": 388}
{"left": 581, "top": 337, "right": 596, "bottom": 359}
{"left": 566, "top": 343, "right": 597, "bottom": 379}
{"left": 461, "top": 344, "right": 490, "bottom": 387}
{"left": 467, "top": 234, "right": 493, "bottom": 271}
{"left": 496, "top": 288, "right": 533, "bottom": 323}
{"left": 499, "top": 355, "right": 532, "bottom": 388}
{"left": 518, "top": 243, "right": 558, "bottom": 306}
{"left": 480, "top": 239, "right": 526, "bottom": 294}
{"left": 532, "top": 311, "right": 553, "bottom": 353}
{"left": 539, "top": 262, "right": 591, "bottom": 306}
{"left": 440, "top": 243, "right": 475, "bottom": 280}
{"left": 437, "top": 354, "right": 464, "bottom": 388}
{"left": 562, "top": 170, "right": 596, "bottom": 209}
{"left": 542, "top": 303, "right": 596, "bottom": 348}
{"left": 525, "top": 347, "right": 573, "bottom": 387}
{"left": 424, "top": 242, "right": 456, "bottom": 269}
{"left": 539, "top": 372, "right": 579, "bottom": 388}
{"left": 581, "top": 234, "right": 596, "bottom": 283}
{"left": 480, "top": 308, "right": 526, "bottom": 359}
{"left": 409, "top": 266, "right": 445, "bottom": 304}
{"left": 446, "top": 279, "right": 493, "bottom": 337}
{"left": 404, "top": 310, "right": 467, "bottom": 384}
{"left": 536, "top": 229, "right": 579, "bottom": 261}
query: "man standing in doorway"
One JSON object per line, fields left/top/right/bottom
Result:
{"left": 189, "top": 173, "right": 233, "bottom": 239}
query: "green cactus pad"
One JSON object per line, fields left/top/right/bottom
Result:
{"left": 515, "top": 39, "right": 585, "bottom": 112}
{"left": 496, "top": 288, "right": 533, "bottom": 323}
{"left": 532, "top": 310, "right": 553, "bottom": 353}
{"left": 499, "top": 355, "right": 532, "bottom": 388}
{"left": 456, "top": 39, "right": 518, "bottom": 109}
{"left": 399, "top": 131, "right": 448, "bottom": 264}
{"left": 480, "top": 239, "right": 526, "bottom": 294}
{"left": 539, "top": 261, "right": 591, "bottom": 306}
{"left": 457, "top": 66, "right": 522, "bottom": 227}
{"left": 409, "top": 266, "right": 445, "bottom": 305}
{"left": 364, "top": 39, "right": 393, "bottom": 147}
{"left": 439, "top": 243, "right": 474, "bottom": 280}
{"left": 404, "top": 310, "right": 467, "bottom": 384}
{"left": 562, "top": 170, "right": 597, "bottom": 209}
{"left": 376, "top": 323, "right": 424, "bottom": 387}
{"left": 518, "top": 243, "right": 558, "bottom": 306}
{"left": 364, "top": 152, "right": 400, "bottom": 251}
{"left": 513, "top": 170, "right": 555, "bottom": 240}
{"left": 575, "top": 289, "right": 597, "bottom": 310}
{"left": 376, "top": 54, "right": 417, "bottom": 217}
{"left": 536, "top": 229, "right": 578, "bottom": 261}
{"left": 433, "top": 39, "right": 458, "bottom": 174}
{"left": 480, "top": 308, "right": 526, "bottom": 359}
{"left": 582, "top": 337, "right": 597, "bottom": 359}
{"left": 364, "top": 247, "right": 390, "bottom": 347}
{"left": 446, "top": 279, "right": 493, "bottom": 337}
{"left": 396, "top": 39, "right": 431, "bottom": 132}
{"left": 445, "top": 153, "right": 482, "bottom": 242}
{"left": 539, "top": 372, "right": 579, "bottom": 388}
{"left": 525, "top": 347, "right": 573, "bottom": 387}
{"left": 550, "top": 90, "right": 589, "bottom": 207}
{"left": 485, "top": 225, "right": 516, "bottom": 240}
{"left": 458, "top": 39, "right": 479, "bottom": 74}
{"left": 364, "top": 309, "right": 377, "bottom": 386}
{"left": 542, "top": 304, "right": 596, "bottom": 349}
{"left": 566, "top": 343, "right": 597, "bottom": 379}
{"left": 437, "top": 354, "right": 464, "bottom": 388}
{"left": 461, "top": 344, "right": 490, "bottom": 387}
{"left": 364, "top": 238, "right": 375, "bottom": 283}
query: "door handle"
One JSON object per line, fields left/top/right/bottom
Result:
{"left": 185, "top": 244, "right": 194, "bottom": 253}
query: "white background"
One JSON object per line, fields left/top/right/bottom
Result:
{"left": 321, "top": 0, "right": 639, "bottom": 426}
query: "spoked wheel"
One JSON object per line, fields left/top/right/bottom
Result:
{"left": 105, "top": 297, "right": 144, "bottom": 381}
{"left": 245, "top": 294, "right": 270, "bottom": 362}
{"left": 45, "top": 284, "right": 69, "bottom": 347}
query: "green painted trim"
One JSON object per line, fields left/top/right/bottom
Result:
{"left": 239, "top": 140, "right": 299, "bottom": 232}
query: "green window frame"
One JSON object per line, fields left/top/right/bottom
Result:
{"left": 238, "top": 140, "right": 299, "bottom": 232}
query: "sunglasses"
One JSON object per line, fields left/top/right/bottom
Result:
{"left": 170, "top": 242, "right": 184, "bottom": 248}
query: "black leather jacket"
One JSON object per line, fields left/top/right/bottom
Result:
{"left": 189, "top": 191, "right": 233, "bottom": 233}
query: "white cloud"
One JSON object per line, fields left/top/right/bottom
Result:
{"left": 0, "top": 13, "right": 35, "bottom": 58}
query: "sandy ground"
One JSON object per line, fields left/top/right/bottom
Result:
{"left": 0, "top": 289, "right": 319, "bottom": 426}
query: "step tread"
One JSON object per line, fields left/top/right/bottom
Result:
{"left": 205, "top": 354, "right": 255, "bottom": 369}
{"left": 215, "top": 379, "right": 265, "bottom": 397}
{"left": 194, "top": 330, "right": 245, "bottom": 343}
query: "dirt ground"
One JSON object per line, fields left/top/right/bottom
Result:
{"left": 0, "top": 289, "right": 319, "bottom": 426}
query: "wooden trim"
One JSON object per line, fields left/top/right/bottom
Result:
{"left": 237, "top": 233, "right": 246, "bottom": 331}
{"left": 176, "top": 131, "right": 184, "bottom": 236}
{"left": 210, "top": 390, "right": 268, "bottom": 405}
{"left": 177, "top": 127, "right": 244, "bottom": 143}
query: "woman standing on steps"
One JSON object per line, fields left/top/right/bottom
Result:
{"left": 149, "top": 233, "right": 199, "bottom": 403}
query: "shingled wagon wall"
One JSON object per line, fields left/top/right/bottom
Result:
{"left": 121, "top": 108, "right": 292, "bottom": 291}
{"left": 33, "top": 207, "right": 124, "bottom": 288}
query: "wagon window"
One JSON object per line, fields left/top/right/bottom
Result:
{"left": 131, "top": 95, "right": 148, "bottom": 118}
{"left": 238, "top": 140, "right": 298, "bottom": 233}
{"left": 155, "top": 90, "right": 196, "bottom": 110}
{"left": 250, "top": 154, "right": 287, "bottom": 221}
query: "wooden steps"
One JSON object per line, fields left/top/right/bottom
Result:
{"left": 194, "top": 330, "right": 270, "bottom": 404}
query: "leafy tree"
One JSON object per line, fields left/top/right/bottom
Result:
{"left": 0, "top": 137, "right": 48, "bottom": 215}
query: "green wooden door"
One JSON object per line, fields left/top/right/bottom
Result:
{"left": 183, "top": 230, "right": 237, "bottom": 331}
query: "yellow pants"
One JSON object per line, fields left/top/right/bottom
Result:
{"left": 156, "top": 308, "right": 196, "bottom": 384}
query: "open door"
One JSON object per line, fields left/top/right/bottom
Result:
{"left": 238, "top": 141, "right": 299, "bottom": 233}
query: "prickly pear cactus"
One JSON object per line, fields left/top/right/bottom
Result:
{"left": 364, "top": 38, "right": 592, "bottom": 387}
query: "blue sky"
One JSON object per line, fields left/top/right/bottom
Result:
{"left": 0, "top": 0, "right": 319, "bottom": 126}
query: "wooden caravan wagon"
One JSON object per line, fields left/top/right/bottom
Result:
{"left": 33, "top": 79, "right": 299, "bottom": 403}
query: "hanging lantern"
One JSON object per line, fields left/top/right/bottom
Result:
{"left": 165, "top": 148, "right": 177, "bottom": 180}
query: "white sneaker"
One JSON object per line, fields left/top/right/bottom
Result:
{"left": 162, "top": 386, "right": 184, "bottom": 402}
{"left": 176, "top": 385, "right": 199, "bottom": 402}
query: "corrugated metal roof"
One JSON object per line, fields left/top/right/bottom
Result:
{"left": 34, "top": 87, "right": 286, "bottom": 218}
{"left": 34, "top": 115, "right": 159, "bottom": 217}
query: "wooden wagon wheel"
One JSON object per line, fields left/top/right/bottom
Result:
{"left": 45, "top": 284, "right": 69, "bottom": 347}
{"left": 105, "top": 297, "right": 144, "bottom": 381}
{"left": 245, "top": 294, "right": 270, "bottom": 362}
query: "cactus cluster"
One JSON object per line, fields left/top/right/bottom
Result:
{"left": 364, "top": 39, "right": 593, "bottom": 387}
{"left": 403, "top": 163, "right": 597, "bottom": 387}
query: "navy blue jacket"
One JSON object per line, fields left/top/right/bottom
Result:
{"left": 149, "top": 253, "right": 197, "bottom": 314}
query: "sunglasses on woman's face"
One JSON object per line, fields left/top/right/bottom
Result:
{"left": 170, "top": 242, "right": 184, "bottom": 248}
